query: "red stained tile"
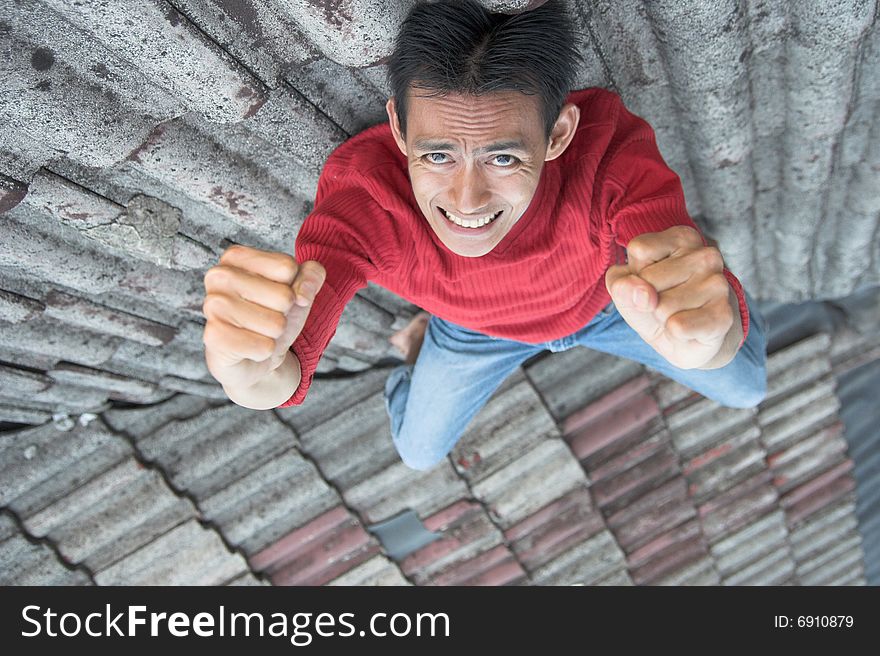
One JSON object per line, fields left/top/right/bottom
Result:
{"left": 784, "top": 476, "right": 857, "bottom": 527}
{"left": 613, "top": 500, "right": 697, "bottom": 553}
{"left": 430, "top": 545, "right": 523, "bottom": 586}
{"left": 423, "top": 500, "right": 482, "bottom": 532}
{"left": 465, "top": 559, "right": 527, "bottom": 586}
{"left": 503, "top": 488, "right": 605, "bottom": 570}
{"left": 512, "top": 513, "right": 606, "bottom": 571}
{"left": 683, "top": 442, "right": 733, "bottom": 475}
{"left": 273, "top": 545, "right": 380, "bottom": 587}
{"left": 625, "top": 518, "right": 703, "bottom": 568}
{"left": 684, "top": 441, "right": 767, "bottom": 505}
{"left": 631, "top": 536, "right": 708, "bottom": 585}
{"left": 767, "top": 426, "right": 848, "bottom": 494}
{"left": 566, "top": 394, "right": 660, "bottom": 461}
{"left": 588, "top": 430, "right": 669, "bottom": 482}
{"left": 504, "top": 487, "right": 595, "bottom": 542}
{"left": 581, "top": 419, "right": 666, "bottom": 472}
{"left": 562, "top": 375, "right": 652, "bottom": 435}
{"left": 779, "top": 459, "right": 854, "bottom": 508}
{"left": 269, "top": 523, "right": 378, "bottom": 586}
{"left": 699, "top": 485, "right": 779, "bottom": 542}
{"left": 591, "top": 447, "right": 679, "bottom": 512}
{"left": 661, "top": 392, "right": 702, "bottom": 416}
{"left": 606, "top": 477, "right": 689, "bottom": 529}
{"left": 698, "top": 470, "right": 773, "bottom": 517}
{"left": 250, "top": 505, "right": 351, "bottom": 571}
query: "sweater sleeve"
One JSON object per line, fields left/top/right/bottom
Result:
{"left": 599, "top": 100, "right": 750, "bottom": 347}
{"left": 275, "top": 172, "right": 398, "bottom": 408}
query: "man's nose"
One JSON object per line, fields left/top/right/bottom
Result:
{"left": 451, "top": 163, "right": 492, "bottom": 214}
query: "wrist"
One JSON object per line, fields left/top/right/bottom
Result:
{"left": 223, "top": 350, "right": 302, "bottom": 410}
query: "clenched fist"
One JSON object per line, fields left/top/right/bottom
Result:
{"left": 202, "top": 244, "right": 326, "bottom": 391}
{"left": 605, "top": 225, "right": 742, "bottom": 370}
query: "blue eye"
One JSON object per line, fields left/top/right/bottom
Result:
{"left": 493, "top": 154, "right": 517, "bottom": 166}
{"left": 425, "top": 153, "right": 449, "bottom": 164}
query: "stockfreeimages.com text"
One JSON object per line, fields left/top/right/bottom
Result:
{"left": 21, "top": 605, "right": 450, "bottom": 646}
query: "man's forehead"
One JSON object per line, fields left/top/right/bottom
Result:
{"left": 404, "top": 89, "right": 542, "bottom": 147}
{"left": 407, "top": 88, "right": 539, "bottom": 112}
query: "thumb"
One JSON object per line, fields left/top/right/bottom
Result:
{"left": 605, "top": 265, "right": 657, "bottom": 313}
{"left": 268, "top": 260, "right": 326, "bottom": 366}
{"left": 292, "top": 260, "right": 327, "bottom": 307}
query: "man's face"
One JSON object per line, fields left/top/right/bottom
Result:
{"left": 387, "top": 89, "right": 578, "bottom": 257}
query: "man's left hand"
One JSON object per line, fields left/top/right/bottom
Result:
{"left": 605, "top": 225, "right": 742, "bottom": 370}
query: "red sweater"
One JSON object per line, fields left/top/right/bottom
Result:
{"left": 278, "top": 88, "right": 749, "bottom": 408}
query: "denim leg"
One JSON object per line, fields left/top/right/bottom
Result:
{"left": 384, "top": 316, "right": 541, "bottom": 471}
{"left": 571, "top": 290, "right": 769, "bottom": 408}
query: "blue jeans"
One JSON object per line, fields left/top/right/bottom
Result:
{"left": 384, "top": 291, "right": 769, "bottom": 471}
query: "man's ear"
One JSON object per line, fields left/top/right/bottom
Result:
{"left": 386, "top": 97, "right": 407, "bottom": 156}
{"left": 544, "top": 102, "right": 580, "bottom": 162}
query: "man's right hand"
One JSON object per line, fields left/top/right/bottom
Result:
{"left": 202, "top": 244, "right": 326, "bottom": 391}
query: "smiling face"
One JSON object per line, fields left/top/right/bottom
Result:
{"left": 386, "top": 89, "right": 580, "bottom": 257}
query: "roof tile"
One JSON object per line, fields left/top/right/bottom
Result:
{"left": 525, "top": 348, "right": 643, "bottom": 422}
{"left": 136, "top": 403, "right": 299, "bottom": 499}
{"left": 42, "top": 0, "right": 265, "bottom": 123}
{"left": 471, "top": 439, "right": 589, "bottom": 529}
{"left": 504, "top": 487, "right": 605, "bottom": 572}
{"left": 0, "top": 419, "right": 131, "bottom": 516}
{"left": 94, "top": 518, "right": 248, "bottom": 585}
{"left": 250, "top": 506, "right": 380, "bottom": 586}
{"left": 199, "top": 449, "right": 339, "bottom": 555}
{"left": 401, "top": 501, "right": 503, "bottom": 584}
{"left": 452, "top": 375, "right": 562, "bottom": 483}
{"left": 529, "top": 530, "right": 627, "bottom": 586}
{"left": 328, "top": 555, "right": 409, "bottom": 586}
{"left": 429, "top": 544, "right": 525, "bottom": 586}
{"left": 23, "top": 458, "right": 195, "bottom": 571}
{"left": 0, "top": 515, "right": 92, "bottom": 585}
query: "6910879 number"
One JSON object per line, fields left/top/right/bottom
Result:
{"left": 774, "top": 616, "right": 854, "bottom": 628}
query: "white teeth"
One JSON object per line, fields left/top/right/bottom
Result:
{"left": 442, "top": 209, "right": 500, "bottom": 228}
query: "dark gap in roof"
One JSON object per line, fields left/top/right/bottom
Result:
{"left": 366, "top": 509, "right": 442, "bottom": 562}
{"left": 104, "top": 393, "right": 188, "bottom": 411}
{"left": 312, "top": 356, "right": 404, "bottom": 380}
{"left": 759, "top": 298, "right": 848, "bottom": 354}
{"left": 0, "top": 421, "right": 33, "bottom": 433}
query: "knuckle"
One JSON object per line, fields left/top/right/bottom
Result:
{"left": 219, "top": 244, "right": 246, "bottom": 263}
{"left": 268, "top": 312, "right": 287, "bottom": 338}
{"left": 701, "top": 247, "right": 724, "bottom": 271}
{"left": 201, "top": 292, "right": 226, "bottom": 319}
{"left": 626, "top": 239, "right": 645, "bottom": 259}
{"left": 258, "top": 336, "right": 276, "bottom": 360}
{"left": 686, "top": 225, "right": 702, "bottom": 241}
{"left": 655, "top": 303, "right": 673, "bottom": 327}
{"left": 607, "top": 276, "right": 625, "bottom": 298}
{"left": 277, "top": 254, "right": 298, "bottom": 280}
{"left": 279, "top": 287, "right": 297, "bottom": 313}
{"left": 708, "top": 273, "right": 729, "bottom": 297}
{"left": 203, "top": 265, "right": 229, "bottom": 289}
{"left": 666, "top": 313, "right": 689, "bottom": 339}
{"left": 674, "top": 225, "right": 699, "bottom": 245}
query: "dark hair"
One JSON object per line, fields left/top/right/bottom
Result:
{"left": 387, "top": 0, "right": 583, "bottom": 141}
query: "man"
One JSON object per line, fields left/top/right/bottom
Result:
{"left": 202, "top": 0, "right": 768, "bottom": 471}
